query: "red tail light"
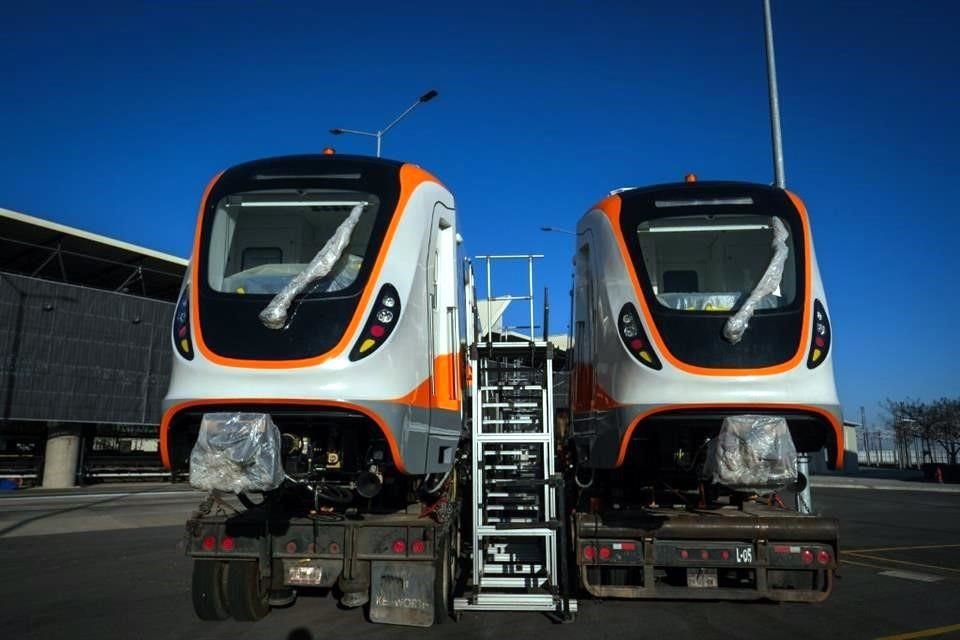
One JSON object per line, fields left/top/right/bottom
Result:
{"left": 201, "top": 535, "right": 216, "bottom": 551}
{"left": 285, "top": 541, "right": 298, "bottom": 553}
{"left": 700, "top": 550, "right": 710, "bottom": 561}
{"left": 599, "top": 547, "right": 612, "bottom": 560}
{"left": 173, "top": 286, "right": 193, "bottom": 360}
{"left": 801, "top": 549, "right": 814, "bottom": 565}
{"left": 583, "top": 545, "right": 596, "bottom": 561}
{"left": 411, "top": 540, "right": 426, "bottom": 554}
{"left": 807, "top": 300, "right": 831, "bottom": 368}
{"left": 392, "top": 539, "right": 406, "bottom": 554}
{"left": 816, "top": 549, "right": 830, "bottom": 565}
{"left": 350, "top": 284, "right": 401, "bottom": 361}
{"left": 220, "top": 537, "right": 235, "bottom": 552}
{"left": 618, "top": 303, "right": 662, "bottom": 370}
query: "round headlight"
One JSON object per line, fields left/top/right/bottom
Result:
{"left": 623, "top": 324, "right": 638, "bottom": 338}
{"left": 382, "top": 296, "right": 396, "bottom": 308}
{"left": 377, "top": 309, "right": 394, "bottom": 324}
{"left": 623, "top": 313, "right": 635, "bottom": 325}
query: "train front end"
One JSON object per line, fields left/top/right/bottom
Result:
{"left": 571, "top": 180, "right": 842, "bottom": 479}
{"left": 161, "top": 154, "right": 463, "bottom": 503}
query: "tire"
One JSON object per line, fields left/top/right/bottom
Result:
{"left": 226, "top": 561, "right": 271, "bottom": 622}
{"left": 192, "top": 560, "right": 230, "bottom": 621}
{"left": 434, "top": 526, "right": 455, "bottom": 624}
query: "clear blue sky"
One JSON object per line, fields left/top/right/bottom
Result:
{"left": 2, "top": 1, "right": 957, "bottom": 427}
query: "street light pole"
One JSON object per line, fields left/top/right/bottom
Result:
{"left": 330, "top": 89, "right": 438, "bottom": 158}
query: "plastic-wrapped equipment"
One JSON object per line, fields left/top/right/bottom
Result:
{"left": 223, "top": 254, "right": 362, "bottom": 295}
{"left": 657, "top": 292, "right": 783, "bottom": 312}
{"left": 723, "top": 217, "right": 789, "bottom": 344}
{"left": 701, "top": 415, "right": 797, "bottom": 492}
{"left": 189, "top": 413, "right": 285, "bottom": 493}
{"left": 259, "top": 203, "right": 365, "bottom": 329}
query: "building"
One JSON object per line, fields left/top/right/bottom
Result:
{"left": 0, "top": 208, "right": 186, "bottom": 487}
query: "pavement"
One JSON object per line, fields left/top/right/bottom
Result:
{"left": 1, "top": 480, "right": 958, "bottom": 640}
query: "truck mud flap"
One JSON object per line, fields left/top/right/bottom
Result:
{"left": 369, "top": 561, "right": 436, "bottom": 627}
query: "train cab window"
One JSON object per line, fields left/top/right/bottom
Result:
{"left": 636, "top": 214, "right": 797, "bottom": 312}
{"left": 206, "top": 190, "right": 380, "bottom": 295}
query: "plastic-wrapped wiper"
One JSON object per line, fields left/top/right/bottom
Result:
{"left": 259, "top": 203, "right": 365, "bottom": 329}
{"left": 723, "top": 216, "right": 789, "bottom": 344}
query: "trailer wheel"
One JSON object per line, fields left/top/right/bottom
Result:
{"left": 434, "top": 524, "right": 457, "bottom": 624}
{"left": 226, "top": 561, "right": 271, "bottom": 621}
{"left": 192, "top": 560, "right": 230, "bottom": 621}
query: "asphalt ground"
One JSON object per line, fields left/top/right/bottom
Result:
{"left": 1, "top": 486, "right": 958, "bottom": 640}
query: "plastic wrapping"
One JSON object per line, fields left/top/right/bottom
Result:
{"left": 723, "top": 217, "right": 789, "bottom": 344}
{"left": 701, "top": 415, "right": 797, "bottom": 492}
{"left": 658, "top": 292, "right": 781, "bottom": 312}
{"left": 189, "top": 413, "right": 285, "bottom": 493}
{"left": 259, "top": 203, "right": 365, "bottom": 329}
{"left": 223, "top": 254, "right": 362, "bottom": 295}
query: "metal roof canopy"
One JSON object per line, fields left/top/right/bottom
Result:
{"left": 0, "top": 208, "right": 187, "bottom": 302}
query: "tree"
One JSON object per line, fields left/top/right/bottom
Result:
{"left": 883, "top": 397, "right": 960, "bottom": 465}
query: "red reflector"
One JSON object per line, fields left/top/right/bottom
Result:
{"left": 773, "top": 545, "right": 791, "bottom": 554}
{"left": 815, "top": 336, "right": 826, "bottom": 348}
{"left": 701, "top": 550, "right": 710, "bottom": 561}
{"left": 629, "top": 338, "right": 644, "bottom": 350}
{"left": 680, "top": 549, "right": 689, "bottom": 560}
{"left": 412, "top": 540, "right": 426, "bottom": 554}
{"left": 201, "top": 536, "right": 216, "bottom": 552}
{"left": 621, "top": 542, "right": 637, "bottom": 551}
{"left": 286, "top": 541, "right": 297, "bottom": 553}
{"left": 801, "top": 549, "right": 814, "bottom": 565}
{"left": 599, "top": 547, "right": 612, "bottom": 560}
{"left": 721, "top": 550, "right": 730, "bottom": 561}
{"left": 220, "top": 537, "right": 235, "bottom": 552}
{"left": 370, "top": 324, "right": 386, "bottom": 338}
{"left": 392, "top": 539, "right": 406, "bottom": 554}
{"left": 583, "top": 546, "right": 596, "bottom": 560}
{"left": 817, "top": 550, "right": 830, "bottom": 565}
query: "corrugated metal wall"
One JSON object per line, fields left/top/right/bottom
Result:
{"left": 0, "top": 272, "right": 173, "bottom": 424}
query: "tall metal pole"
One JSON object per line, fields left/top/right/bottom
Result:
{"left": 763, "top": 0, "right": 786, "bottom": 188}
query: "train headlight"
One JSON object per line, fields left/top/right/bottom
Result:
{"left": 349, "top": 284, "right": 401, "bottom": 362}
{"left": 807, "top": 299, "right": 831, "bottom": 368}
{"left": 618, "top": 303, "right": 661, "bottom": 370}
{"left": 172, "top": 285, "right": 193, "bottom": 360}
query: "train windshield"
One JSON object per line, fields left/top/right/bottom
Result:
{"left": 635, "top": 213, "right": 797, "bottom": 312}
{"left": 206, "top": 190, "right": 381, "bottom": 296}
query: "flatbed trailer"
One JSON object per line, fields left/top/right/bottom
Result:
{"left": 185, "top": 495, "right": 458, "bottom": 627}
{"left": 575, "top": 502, "right": 838, "bottom": 602}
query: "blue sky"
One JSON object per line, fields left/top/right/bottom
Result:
{"left": 2, "top": 1, "right": 957, "bottom": 426}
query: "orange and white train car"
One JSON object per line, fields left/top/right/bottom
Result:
{"left": 160, "top": 154, "right": 465, "bottom": 490}
{"left": 570, "top": 179, "right": 843, "bottom": 482}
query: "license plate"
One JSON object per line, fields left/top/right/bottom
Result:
{"left": 686, "top": 568, "right": 718, "bottom": 588}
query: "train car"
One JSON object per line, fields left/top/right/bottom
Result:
{"left": 161, "top": 153, "right": 464, "bottom": 490}
{"left": 568, "top": 178, "right": 842, "bottom": 601}
{"left": 160, "top": 154, "right": 467, "bottom": 624}
{"left": 571, "top": 178, "right": 842, "bottom": 478}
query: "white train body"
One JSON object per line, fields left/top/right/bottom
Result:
{"left": 570, "top": 181, "right": 843, "bottom": 475}
{"left": 161, "top": 155, "right": 464, "bottom": 478}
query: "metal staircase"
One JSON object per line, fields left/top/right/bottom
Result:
{"left": 454, "top": 255, "right": 576, "bottom": 617}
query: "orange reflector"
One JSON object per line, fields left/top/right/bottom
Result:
{"left": 812, "top": 348, "right": 822, "bottom": 362}
{"left": 639, "top": 351, "right": 653, "bottom": 364}
{"left": 684, "top": 173, "right": 697, "bottom": 183}
{"left": 359, "top": 338, "right": 376, "bottom": 353}
{"left": 322, "top": 147, "right": 336, "bottom": 155}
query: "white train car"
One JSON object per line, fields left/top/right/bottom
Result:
{"left": 570, "top": 178, "right": 843, "bottom": 484}
{"left": 160, "top": 154, "right": 465, "bottom": 501}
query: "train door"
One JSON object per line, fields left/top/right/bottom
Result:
{"left": 425, "top": 202, "right": 460, "bottom": 469}
{"left": 572, "top": 242, "right": 596, "bottom": 421}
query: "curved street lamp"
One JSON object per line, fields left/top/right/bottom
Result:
{"left": 330, "top": 89, "right": 438, "bottom": 157}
